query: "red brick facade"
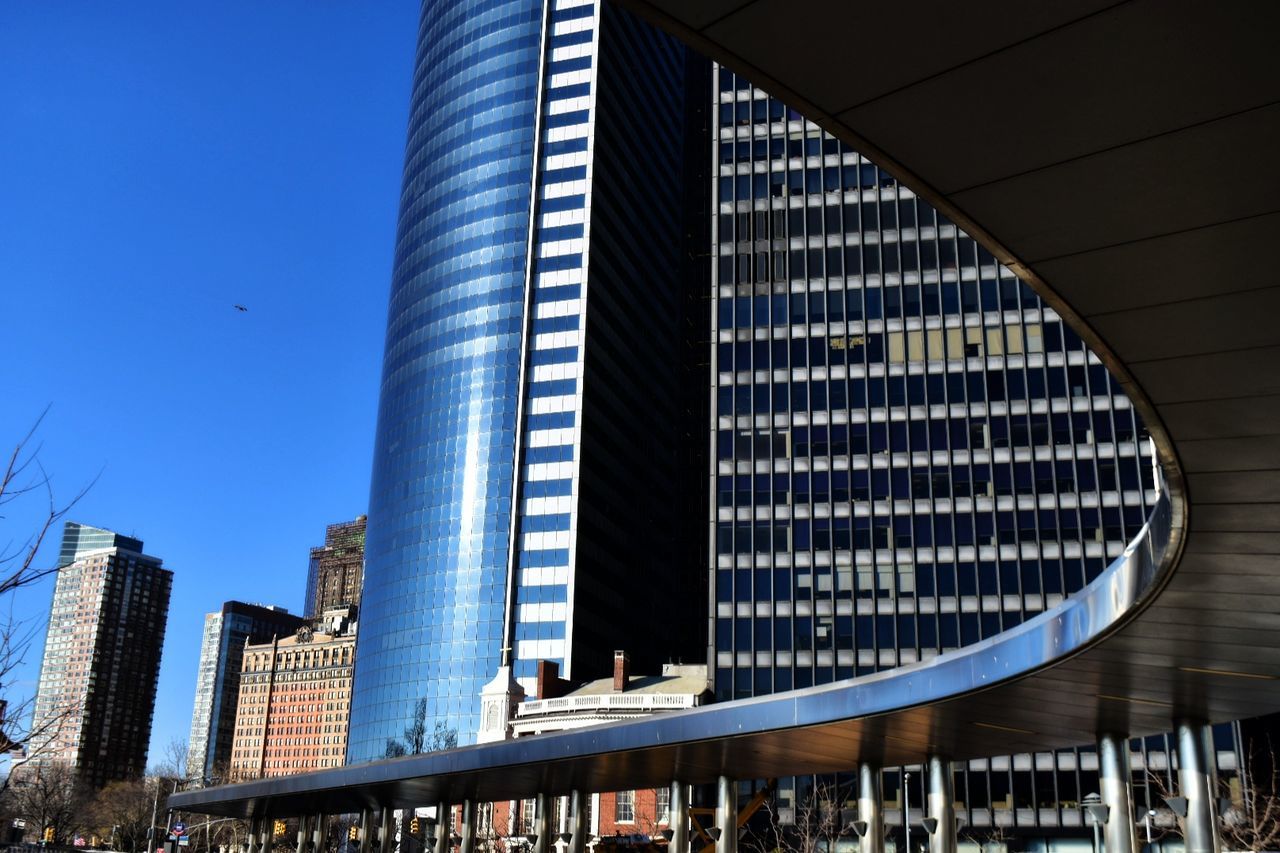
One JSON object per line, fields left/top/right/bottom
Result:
{"left": 228, "top": 628, "right": 354, "bottom": 780}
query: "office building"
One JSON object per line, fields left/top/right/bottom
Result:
{"left": 708, "top": 65, "right": 1239, "bottom": 838}
{"left": 186, "top": 602, "right": 305, "bottom": 783}
{"left": 228, "top": 608, "right": 356, "bottom": 780}
{"left": 28, "top": 522, "right": 172, "bottom": 788}
{"left": 347, "top": 0, "right": 705, "bottom": 761}
{"left": 304, "top": 516, "right": 366, "bottom": 619}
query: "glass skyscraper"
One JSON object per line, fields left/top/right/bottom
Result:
{"left": 708, "top": 65, "right": 1240, "bottom": 839}
{"left": 187, "top": 601, "right": 304, "bottom": 783}
{"left": 348, "top": 0, "right": 703, "bottom": 762}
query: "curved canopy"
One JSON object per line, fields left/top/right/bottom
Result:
{"left": 172, "top": 0, "right": 1280, "bottom": 819}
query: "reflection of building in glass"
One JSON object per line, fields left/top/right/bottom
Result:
{"left": 304, "top": 515, "right": 366, "bottom": 618}
{"left": 28, "top": 522, "right": 173, "bottom": 788}
{"left": 187, "top": 602, "right": 304, "bottom": 783}
{"left": 348, "top": 0, "right": 705, "bottom": 762}
{"left": 707, "top": 65, "right": 1240, "bottom": 839}
{"left": 228, "top": 608, "right": 356, "bottom": 780}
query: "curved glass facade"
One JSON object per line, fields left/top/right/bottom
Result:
{"left": 348, "top": 0, "right": 543, "bottom": 763}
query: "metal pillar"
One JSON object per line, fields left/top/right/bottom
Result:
{"left": 1176, "top": 721, "right": 1222, "bottom": 853}
{"left": 255, "top": 815, "right": 272, "bottom": 853}
{"left": 312, "top": 814, "right": 326, "bottom": 853}
{"left": 297, "top": 815, "right": 311, "bottom": 853}
{"left": 716, "top": 776, "right": 737, "bottom": 853}
{"left": 533, "top": 794, "right": 553, "bottom": 853}
{"left": 247, "top": 817, "right": 262, "bottom": 853}
{"left": 432, "top": 803, "right": 449, "bottom": 853}
{"left": 567, "top": 790, "right": 588, "bottom": 853}
{"left": 926, "top": 755, "right": 957, "bottom": 853}
{"left": 359, "top": 809, "right": 375, "bottom": 853}
{"left": 669, "top": 782, "right": 690, "bottom": 853}
{"left": 1098, "top": 733, "right": 1138, "bottom": 853}
{"left": 379, "top": 808, "right": 395, "bottom": 853}
{"left": 858, "top": 762, "right": 884, "bottom": 853}
{"left": 459, "top": 800, "right": 477, "bottom": 853}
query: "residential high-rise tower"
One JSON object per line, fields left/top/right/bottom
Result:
{"left": 347, "top": 0, "right": 705, "bottom": 761}
{"left": 186, "top": 601, "right": 304, "bottom": 783}
{"left": 28, "top": 522, "right": 173, "bottom": 788}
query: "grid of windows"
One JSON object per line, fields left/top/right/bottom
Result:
{"left": 187, "top": 603, "right": 304, "bottom": 781}
{"left": 710, "top": 66, "right": 1155, "bottom": 697}
{"left": 704, "top": 66, "right": 1221, "bottom": 831}
{"left": 510, "top": 0, "right": 599, "bottom": 675}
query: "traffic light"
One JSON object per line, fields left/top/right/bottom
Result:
{"left": 410, "top": 818, "right": 420, "bottom": 835}
{"left": 44, "top": 827, "right": 55, "bottom": 843}
{"left": 348, "top": 826, "right": 359, "bottom": 842}
{"left": 274, "top": 821, "right": 287, "bottom": 838}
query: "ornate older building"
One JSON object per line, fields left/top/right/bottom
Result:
{"left": 304, "top": 516, "right": 366, "bottom": 619}
{"left": 228, "top": 609, "right": 355, "bottom": 780}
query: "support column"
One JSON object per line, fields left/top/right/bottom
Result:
{"left": 296, "top": 815, "right": 311, "bottom": 853}
{"left": 533, "top": 794, "right": 553, "bottom": 853}
{"left": 716, "top": 776, "right": 737, "bottom": 853}
{"left": 379, "top": 807, "right": 395, "bottom": 853}
{"left": 432, "top": 803, "right": 450, "bottom": 853}
{"left": 567, "top": 790, "right": 588, "bottom": 853}
{"left": 312, "top": 814, "right": 326, "bottom": 853}
{"left": 1176, "top": 721, "right": 1222, "bottom": 853}
{"left": 858, "top": 762, "right": 884, "bottom": 853}
{"left": 1098, "top": 733, "right": 1138, "bottom": 853}
{"left": 246, "top": 817, "right": 262, "bottom": 853}
{"left": 459, "top": 800, "right": 477, "bottom": 853}
{"left": 359, "top": 809, "right": 375, "bottom": 853}
{"left": 926, "top": 755, "right": 956, "bottom": 853}
{"left": 669, "top": 782, "right": 690, "bottom": 853}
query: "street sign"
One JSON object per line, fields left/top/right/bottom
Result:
{"left": 173, "top": 822, "right": 188, "bottom": 837}
{"left": 179, "top": 837, "right": 191, "bottom": 846}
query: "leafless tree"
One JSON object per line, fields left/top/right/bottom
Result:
{"left": 742, "top": 779, "right": 852, "bottom": 853}
{"left": 1220, "top": 738, "right": 1280, "bottom": 852}
{"left": 384, "top": 701, "right": 458, "bottom": 758}
{"left": 959, "top": 819, "right": 1011, "bottom": 853}
{"left": 473, "top": 801, "right": 517, "bottom": 853}
{"left": 1142, "top": 747, "right": 1280, "bottom": 853}
{"left": 153, "top": 736, "right": 192, "bottom": 781}
{"left": 89, "top": 778, "right": 155, "bottom": 852}
{"left": 0, "top": 410, "right": 96, "bottom": 786}
{"left": 5, "top": 761, "right": 91, "bottom": 843}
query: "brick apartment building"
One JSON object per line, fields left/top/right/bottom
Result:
{"left": 227, "top": 608, "right": 355, "bottom": 780}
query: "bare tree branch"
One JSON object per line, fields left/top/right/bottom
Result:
{"left": 0, "top": 411, "right": 99, "bottom": 786}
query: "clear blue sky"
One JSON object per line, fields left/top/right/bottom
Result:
{"left": 1, "top": 1, "right": 418, "bottom": 768}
